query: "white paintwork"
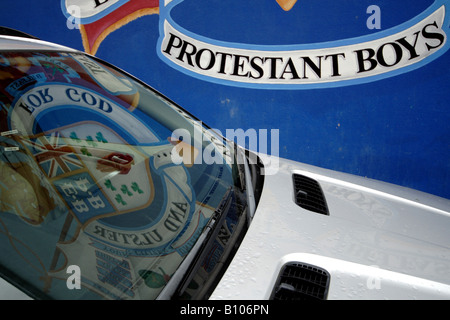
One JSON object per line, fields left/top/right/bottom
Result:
{"left": 210, "top": 155, "right": 450, "bottom": 300}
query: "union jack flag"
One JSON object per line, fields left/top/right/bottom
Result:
{"left": 22, "top": 132, "right": 84, "bottom": 178}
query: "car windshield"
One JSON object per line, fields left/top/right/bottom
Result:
{"left": 0, "top": 51, "right": 248, "bottom": 299}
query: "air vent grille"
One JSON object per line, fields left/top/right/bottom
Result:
{"left": 293, "top": 174, "right": 329, "bottom": 215}
{"left": 271, "top": 262, "right": 330, "bottom": 300}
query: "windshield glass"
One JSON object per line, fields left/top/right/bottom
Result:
{"left": 0, "top": 51, "right": 247, "bottom": 299}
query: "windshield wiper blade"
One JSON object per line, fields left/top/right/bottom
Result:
{"left": 235, "top": 144, "right": 256, "bottom": 221}
{"left": 157, "top": 187, "right": 233, "bottom": 300}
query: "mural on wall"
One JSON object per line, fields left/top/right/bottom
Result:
{"left": 64, "top": 0, "right": 449, "bottom": 89}
{"left": 2, "top": 0, "right": 449, "bottom": 200}
{"left": 62, "top": 0, "right": 160, "bottom": 55}
{"left": 159, "top": 0, "right": 449, "bottom": 89}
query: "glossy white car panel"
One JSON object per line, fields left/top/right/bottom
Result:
{"left": 211, "top": 156, "right": 450, "bottom": 299}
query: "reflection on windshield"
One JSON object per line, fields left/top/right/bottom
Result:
{"left": 0, "top": 51, "right": 246, "bottom": 299}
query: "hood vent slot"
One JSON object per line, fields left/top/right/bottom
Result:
{"left": 293, "top": 174, "right": 329, "bottom": 215}
{"left": 270, "top": 262, "right": 330, "bottom": 300}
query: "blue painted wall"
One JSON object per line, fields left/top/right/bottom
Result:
{"left": 1, "top": 0, "right": 449, "bottom": 199}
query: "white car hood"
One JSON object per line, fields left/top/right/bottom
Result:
{"left": 211, "top": 156, "right": 450, "bottom": 300}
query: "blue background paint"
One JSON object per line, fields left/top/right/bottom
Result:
{"left": 1, "top": 0, "right": 449, "bottom": 199}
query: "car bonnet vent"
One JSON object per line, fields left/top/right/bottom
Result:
{"left": 270, "top": 262, "right": 330, "bottom": 300}
{"left": 293, "top": 174, "right": 329, "bottom": 215}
